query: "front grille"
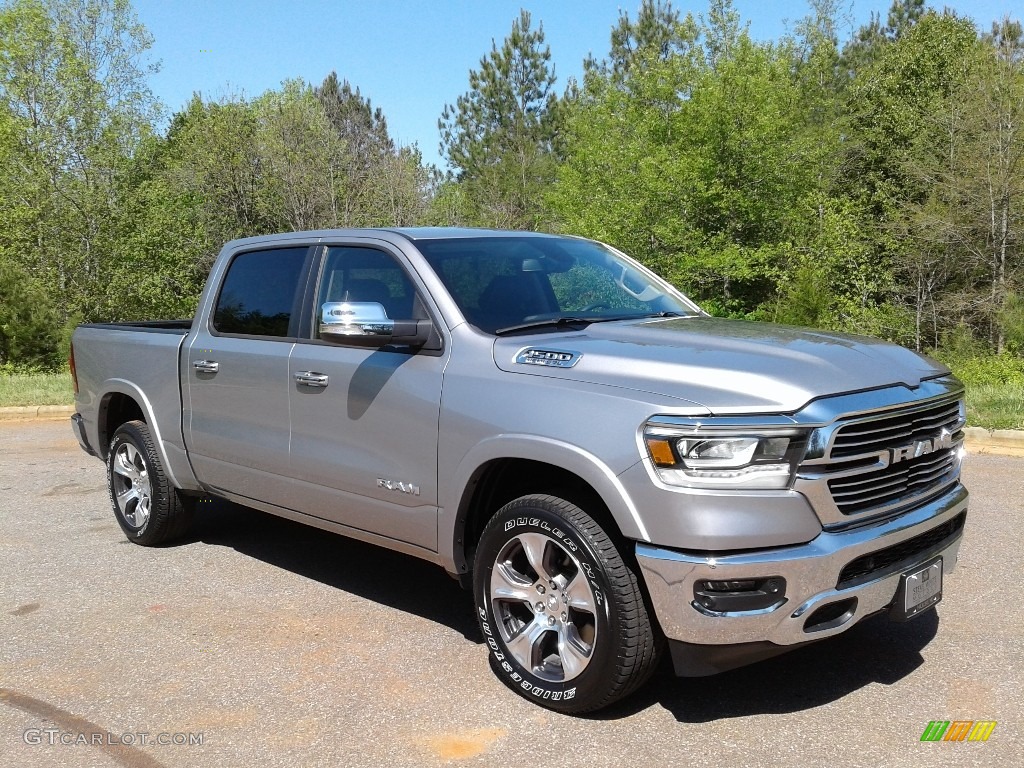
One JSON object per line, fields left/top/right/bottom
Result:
{"left": 828, "top": 449, "right": 959, "bottom": 515}
{"left": 837, "top": 511, "right": 966, "bottom": 588}
{"left": 830, "top": 398, "right": 962, "bottom": 459}
{"left": 822, "top": 396, "right": 964, "bottom": 519}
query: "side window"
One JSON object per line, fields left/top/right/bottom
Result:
{"left": 315, "top": 247, "right": 416, "bottom": 338}
{"left": 213, "top": 247, "right": 308, "bottom": 337}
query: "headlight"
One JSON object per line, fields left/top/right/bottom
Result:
{"left": 643, "top": 423, "right": 806, "bottom": 490}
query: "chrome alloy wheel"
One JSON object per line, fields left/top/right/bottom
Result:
{"left": 489, "top": 531, "right": 598, "bottom": 682}
{"left": 111, "top": 441, "right": 152, "bottom": 529}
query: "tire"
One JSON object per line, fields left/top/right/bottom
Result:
{"left": 107, "top": 420, "right": 194, "bottom": 546}
{"left": 473, "top": 494, "right": 661, "bottom": 713}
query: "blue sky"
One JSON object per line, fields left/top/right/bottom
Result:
{"left": 134, "top": 0, "right": 1019, "bottom": 169}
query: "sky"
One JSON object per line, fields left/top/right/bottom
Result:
{"left": 133, "top": 0, "right": 1020, "bottom": 170}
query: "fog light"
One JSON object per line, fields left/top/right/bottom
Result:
{"left": 703, "top": 579, "right": 757, "bottom": 592}
{"left": 693, "top": 577, "right": 787, "bottom": 613}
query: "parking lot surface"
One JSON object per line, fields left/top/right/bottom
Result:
{"left": 1, "top": 420, "right": 1021, "bottom": 767}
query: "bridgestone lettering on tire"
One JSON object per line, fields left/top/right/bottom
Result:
{"left": 107, "top": 420, "right": 194, "bottom": 546}
{"left": 473, "top": 494, "right": 661, "bottom": 713}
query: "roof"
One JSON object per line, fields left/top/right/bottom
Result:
{"left": 219, "top": 227, "right": 570, "bottom": 251}
{"left": 383, "top": 227, "right": 563, "bottom": 241}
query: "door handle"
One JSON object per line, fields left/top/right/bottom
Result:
{"left": 193, "top": 360, "right": 219, "bottom": 374}
{"left": 294, "top": 371, "right": 329, "bottom": 388}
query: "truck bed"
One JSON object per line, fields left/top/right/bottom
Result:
{"left": 71, "top": 321, "right": 198, "bottom": 490}
{"left": 78, "top": 319, "right": 194, "bottom": 333}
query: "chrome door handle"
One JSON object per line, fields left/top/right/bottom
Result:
{"left": 193, "top": 360, "right": 219, "bottom": 373}
{"left": 294, "top": 371, "right": 329, "bottom": 388}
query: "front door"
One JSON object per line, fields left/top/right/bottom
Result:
{"left": 286, "top": 244, "right": 446, "bottom": 551}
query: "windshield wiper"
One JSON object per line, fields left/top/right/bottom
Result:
{"left": 494, "top": 317, "right": 597, "bottom": 335}
{"left": 635, "top": 311, "right": 692, "bottom": 319}
{"left": 494, "top": 311, "right": 692, "bottom": 336}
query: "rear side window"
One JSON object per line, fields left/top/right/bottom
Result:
{"left": 213, "top": 247, "right": 308, "bottom": 337}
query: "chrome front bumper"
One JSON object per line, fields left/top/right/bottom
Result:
{"left": 637, "top": 484, "right": 967, "bottom": 649}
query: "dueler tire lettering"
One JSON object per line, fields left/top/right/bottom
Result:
{"left": 106, "top": 420, "right": 195, "bottom": 546}
{"left": 473, "top": 494, "right": 661, "bottom": 714}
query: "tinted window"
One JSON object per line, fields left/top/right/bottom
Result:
{"left": 213, "top": 247, "right": 308, "bottom": 337}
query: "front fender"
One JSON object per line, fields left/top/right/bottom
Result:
{"left": 439, "top": 433, "right": 649, "bottom": 575}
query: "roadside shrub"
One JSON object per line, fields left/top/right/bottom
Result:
{"left": 0, "top": 258, "right": 67, "bottom": 370}
{"left": 943, "top": 355, "right": 1024, "bottom": 387}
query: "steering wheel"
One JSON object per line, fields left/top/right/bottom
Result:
{"left": 580, "top": 302, "right": 610, "bottom": 312}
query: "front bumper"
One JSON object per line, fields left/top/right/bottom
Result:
{"left": 636, "top": 484, "right": 967, "bottom": 673}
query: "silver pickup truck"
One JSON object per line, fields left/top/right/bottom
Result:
{"left": 70, "top": 228, "right": 968, "bottom": 713}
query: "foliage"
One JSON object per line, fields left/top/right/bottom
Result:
{"left": 313, "top": 72, "right": 434, "bottom": 227}
{"left": 439, "top": 10, "right": 561, "bottom": 229}
{"left": 998, "top": 292, "right": 1024, "bottom": 350}
{"left": 0, "top": 256, "right": 68, "bottom": 367}
{"left": 0, "top": 370, "right": 73, "bottom": 405}
{"left": 945, "top": 355, "right": 1024, "bottom": 387}
{"left": 1, "top": 0, "right": 1024, "bottom": 377}
{"left": 0, "top": 0, "right": 160, "bottom": 356}
{"left": 160, "top": 80, "right": 431, "bottom": 268}
{"left": 552, "top": 1, "right": 820, "bottom": 316}
{"left": 962, "top": 382, "right": 1024, "bottom": 429}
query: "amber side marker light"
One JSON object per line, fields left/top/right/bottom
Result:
{"left": 645, "top": 437, "right": 676, "bottom": 467}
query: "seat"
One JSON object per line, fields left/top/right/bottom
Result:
{"left": 342, "top": 278, "right": 391, "bottom": 306}
{"left": 476, "top": 274, "right": 550, "bottom": 332}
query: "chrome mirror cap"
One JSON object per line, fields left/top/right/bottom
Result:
{"left": 320, "top": 302, "right": 430, "bottom": 348}
{"left": 321, "top": 301, "right": 390, "bottom": 336}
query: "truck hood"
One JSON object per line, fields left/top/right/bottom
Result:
{"left": 492, "top": 317, "right": 948, "bottom": 414}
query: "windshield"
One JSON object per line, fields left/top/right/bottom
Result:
{"left": 415, "top": 236, "right": 700, "bottom": 334}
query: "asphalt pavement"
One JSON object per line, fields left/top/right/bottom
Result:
{"left": 0, "top": 420, "right": 1021, "bottom": 767}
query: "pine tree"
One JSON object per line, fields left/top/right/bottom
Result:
{"left": 438, "top": 10, "right": 561, "bottom": 229}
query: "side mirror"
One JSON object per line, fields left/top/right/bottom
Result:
{"left": 320, "top": 302, "right": 431, "bottom": 348}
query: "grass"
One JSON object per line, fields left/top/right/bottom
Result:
{"left": 1, "top": 371, "right": 1022, "bottom": 430}
{"left": 964, "top": 382, "right": 1024, "bottom": 431}
{"left": 0, "top": 372, "right": 74, "bottom": 407}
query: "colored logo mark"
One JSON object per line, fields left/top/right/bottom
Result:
{"left": 920, "top": 721, "right": 997, "bottom": 742}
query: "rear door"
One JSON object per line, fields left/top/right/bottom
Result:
{"left": 286, "top": 243, "right": 446, "bottom": 550}
{"left": 185, "top": 245, "right": 313, "bottom": 506}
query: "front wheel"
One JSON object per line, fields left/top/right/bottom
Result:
{"left": 107, "top": 420, "right": 194, "bottom": 546}
{"left": 473, "top": 494, "right": 661, "bottom": 713}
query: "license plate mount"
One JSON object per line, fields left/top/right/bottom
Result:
{"left": 890, "top": 555, "right": 943, "bottom": 622}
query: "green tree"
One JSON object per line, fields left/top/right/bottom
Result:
{"left": 836, "top": 11, "right": 980, "bottom": 349}
{"left": 439, "top": 9, "right": 561, "bottom": 229}
{"left": 256, "top": 79, "right": 346, "bottom": 231}
{"left": 155, "top": 78, "right": 432, "bottom": 282}
{"left": 553, "top": 1, "right": 814, "bottom": 315}
{"left": 0, "top": 0, "right": 158, "bottom": 347}
{"left": 314, "top": 74, "right": 432, "bottom": 227}
{"left": 897, "top": 17, "right": 1024, "bottom": 351}
{"left": 0, "top": 256, "right": 66, "bottom": 368}
{"left": 587, "top": 0, "right": 696, "bottom": 80}
{"left": 160, "top": 94, "right": 270, "bottom": 271}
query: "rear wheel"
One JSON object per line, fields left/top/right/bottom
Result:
{"left": 107, "top": 420, "right": 194, "bottom": 545}
{"left": 473, "top": 494, "right": 660, "bottom": 713}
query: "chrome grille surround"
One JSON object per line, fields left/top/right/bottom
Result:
{"left": 794, "top": 376, "right": 966, "bottom": 529}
